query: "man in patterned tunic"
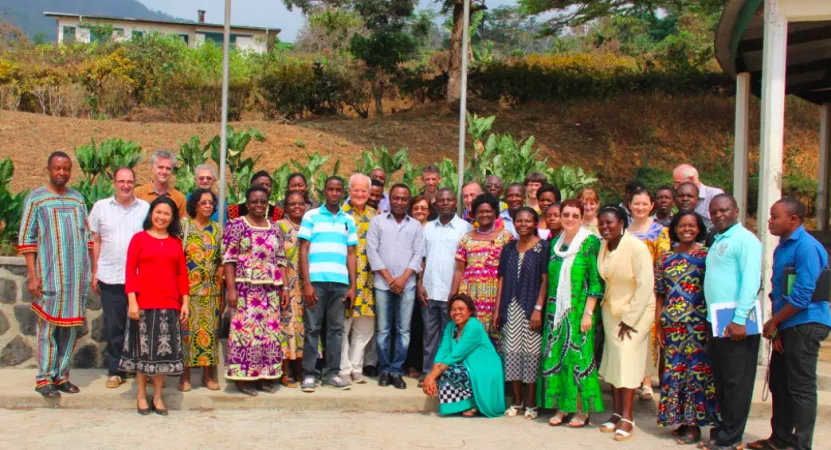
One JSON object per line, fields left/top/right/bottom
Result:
{"left": 19, "top": 151, "right": 92, "bottom": 397}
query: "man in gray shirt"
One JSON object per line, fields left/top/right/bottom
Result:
{"left": 367, "top": 184, "right": 424, "bottom": 390}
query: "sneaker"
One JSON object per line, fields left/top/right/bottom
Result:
{"left": 340, "top": 373, "right": 353, "bottom": 384}
{"left": 352, "top": 372, "right": 367, "bottom": 384}
{"left": 301, "top": 377, "right": 316, "bottom": 393}
{"left": 323, "top": 376, "right": 352, "bottom": 390}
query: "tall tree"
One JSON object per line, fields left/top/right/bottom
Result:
{"left": 440, "top": 0, "right": 487, "bottom": 103}
{"left": 517, "top": 0, "right": 727, "bottom": 35}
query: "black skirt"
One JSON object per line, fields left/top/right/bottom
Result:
{"left": 119, "top": 309, "right": 185, "bottom": 376}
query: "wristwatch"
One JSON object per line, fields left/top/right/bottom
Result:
{"left": 534, "top": 305, "right": 543, "bottom": 311}
{"left": 585, "top": 310, "right": 593, "bottom": 316}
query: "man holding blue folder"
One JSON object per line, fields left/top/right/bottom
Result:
{"left": 752, "top": 198, "right": 831, "bottom": 450}
{"left": 703, "top": 194, "right": 762, "bottom": 450}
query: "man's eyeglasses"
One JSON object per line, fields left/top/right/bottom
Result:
{"left": 197, "top": 176, "right": 215, "bottom": 182}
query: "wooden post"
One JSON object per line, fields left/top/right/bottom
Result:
{"left": 734, "top": 73, "right": 751, "bottom": 224}
{"left": 818, "top": 104, "right": 831, "bottom": 231}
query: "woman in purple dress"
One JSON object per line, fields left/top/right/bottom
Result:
{"left": 223, "top": 186, "right": 289, "bottom": 396}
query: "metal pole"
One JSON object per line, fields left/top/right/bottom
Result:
{"left": 218, "top": 0, "right": 231, "bottom": 229}
{"left": 456, "top": 0, "right": 471, "bottom": 215}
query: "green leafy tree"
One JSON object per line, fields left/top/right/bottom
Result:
{"left": 0, "top": 158, "right": 29, "bottom": 253}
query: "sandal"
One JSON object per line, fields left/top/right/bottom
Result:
{"left": 567, "top": 413, "right": 589, "bottom": 428}
{"left": 639, "top": 384, "right": 654, "bottom": 401}
{"left": 35, "top": 384, "right": 61, "bottom": 398}
{"left": 599, "top": 413, "right": 622, "bottom": 433}
{"left": 504, "top": 403, "right": 523, "bottom": 417}
{"left": 203, "top": 378, "right": 220, "bottom": 391}
{"left": 55, "top": 381, "right": 80, "bottom": 394}
{"left": 523, "top": 406, "right": 538, "bottom": 420}
{"left": 613, "top": 418, "right": 635, "bottom": 441}
{"left": 549, "top": 410, "right": 569, "bottom": 426}
{"left": 281, "top": 375, "right": 298, "bottom": 389}
{"left": 462, "top": 407, "right": 479, "bottom": 417}
{"left": 177, "top": 380, "right": 192, "bottom": 392}
{"left": 257, "top": 380, "right": 279, "bottom": 394}
{"left": 236, "top": 381, "right": 259, "bottom": 397}
{"left": 746, "top": 439, "right": 779, "bottom": 450}
{"left": 106, "top": 375, "right": 123, "bottom": 389}
{"left": 677, "top": 427, "right": 701, "bottom": 445}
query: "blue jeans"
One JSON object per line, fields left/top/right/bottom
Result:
{"left": 375, "top": 287, "right": 415, "bottom": 376}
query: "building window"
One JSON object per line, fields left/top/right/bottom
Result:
{"left": 62, "top": 26, "right": 76, "bottom": 44}
{"left": 133, "top": 30, "right": 144, "bottom": 39}
{"left": 202, "top": 32, "right": 241, "bottom": 48}
{"left": 178, "top": 34, "right": 189, "bottom": 44}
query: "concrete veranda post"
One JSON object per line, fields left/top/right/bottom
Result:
{"left": 734, "top": 72, "right": 751, "bottom": 224}
{"left": 757, "top": 0, "right": 788, "bottom": 364}
{"left": 818, "top": 104, "right": 831, "bottom": 231}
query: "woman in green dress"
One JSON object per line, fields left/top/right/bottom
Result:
{"left": 538, "top": 199, "right": 605, "bottom": 427}
{"left": 179, "top": 188, "right": 223, "bottom": 392}
{"left": 422, "top": 294, "right": 505, "bottom": 418}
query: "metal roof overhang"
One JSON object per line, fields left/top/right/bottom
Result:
{"left": 715, "top": 0, "right": 831, "bottom": 105}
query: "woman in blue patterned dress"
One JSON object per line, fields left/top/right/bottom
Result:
{"left": 655, "top": 211, "right": 719, "bottom": 444}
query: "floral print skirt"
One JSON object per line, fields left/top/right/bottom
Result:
{"left": 225, "top": 283, "right": 285, "bottom": 380}
{"left": 119, "top": 309, "right": 185, "bottom": 376}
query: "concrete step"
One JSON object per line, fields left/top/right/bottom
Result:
{"left": 1, "top": 368, "right": 830, "bottom": 421}
{"left": 821, "top": 337, "right": 831, "bottom": 362}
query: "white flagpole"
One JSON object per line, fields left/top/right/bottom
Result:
{"left": 456, "top": 0, "right": 471, "bottom": 215}
{"left": 218, "top": 0, "right": 231, "bottom": 229}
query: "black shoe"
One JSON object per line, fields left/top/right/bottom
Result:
{"left": 363, "top": 365, "right": 378, "bottom": 377}
{"left": 151, "top": 400, "right": 169, "bottom": 416}
{"left": 55, "top": 381, "right": 80, "bottom": 394}
{"left": 378, "top": 372, "right": 391, "bottom": 387}
{"left": 391, "top": 375, "right": 407, "bottom": 390}
{"left": 35, "top": 384, "right": 61, "bottom": 398}
{"left": 137, "top": 399, "right": 151, "bottom": 416}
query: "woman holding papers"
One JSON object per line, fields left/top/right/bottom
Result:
{"left": 654, "top": 211, "right": 718, "bottom": 444}
{"left": 596, "top": 205, "right": 656, "bottom": 441}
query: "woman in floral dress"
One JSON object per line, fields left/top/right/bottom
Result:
{"left": 179, "top": 189, "right": 223, "bottom": 392}
{"left": 276, "top": 191, "right": 308, "bottom": 388}
{"left": 655, "top": 211, "right": 718, "bottom": 445}
{"left": 450, "top": 193, "right": 513, "bottom": 341}
{"left": 223, "top": 186, "right": 289, "bottom": 396}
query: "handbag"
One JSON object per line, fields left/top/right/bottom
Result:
{"left": 783, "top": 266, "right": 831, "bottom": 302}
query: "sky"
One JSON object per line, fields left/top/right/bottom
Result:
{"left": 138, "top": 0, "right": 521, "bottom": 43}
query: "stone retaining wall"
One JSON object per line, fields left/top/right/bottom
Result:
{"left": 0, "top": 257, "right": 105, "bottom": 369}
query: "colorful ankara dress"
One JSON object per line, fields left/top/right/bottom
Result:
{"left": 435, "top": 319, "right": 505, "bottom": 417}
{"left": 539, "top": 231, "right": 605, "bottom": 413}
{"left": 455, "top": 230, "right": 513, "bottom": 339}
{"left": 497, "top": 240, "right": 549, "bottom": 384}
{"left": 631, "top": 220, "right": 670, "bottom": 372}
{"left": 180, "top": 217, "right": 222, "bottom": 368}
{"left": 276, "top": 218, "right": 305, "bottom": 360}
{"left": 18, "top": 187, "right": 92, "bottom": 388}
{"left": 223, "top": 217, "right": 287, "bottom": 380}
{"left": 655, "top": 248, "right": 719, "bottom": 427}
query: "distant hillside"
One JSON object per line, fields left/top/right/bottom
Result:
{"left": 0, "top": 0, "right": 186, "bottom": 41}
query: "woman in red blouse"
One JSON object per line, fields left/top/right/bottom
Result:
{"left": 120, "top": 197, "right": 190, "bottom": 416}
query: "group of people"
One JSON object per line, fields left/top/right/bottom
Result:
{"left": 19, "top": 150, "right": 829, "bottom": 450}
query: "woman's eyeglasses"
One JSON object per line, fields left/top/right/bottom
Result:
{"left": 198, "top": 200, "right": 216, "bottom": 206}
{"left": 248, "top": 199, "right": 269, "bottom": 205}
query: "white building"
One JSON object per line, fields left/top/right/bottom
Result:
{"left": 45, "top": 10, "right": 280, "bottom": 53}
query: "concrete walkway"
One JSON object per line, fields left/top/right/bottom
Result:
{"left": 2, "top": 368, "right": 830, "bottom": 420}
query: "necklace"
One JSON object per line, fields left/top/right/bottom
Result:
{"left": 475, "top": 225, "right": 495, "bottom": 234}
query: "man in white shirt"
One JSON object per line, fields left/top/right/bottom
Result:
{"left": 416, "top": 188, "right": 472, "bottom": 387}
{"left": 673, "top": 163, "right": 724, "bottom": 219}
{"left": 88, "top": 167, "right": 149, "bottom": 389}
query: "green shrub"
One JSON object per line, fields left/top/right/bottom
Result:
{"left": 0, "top": 158, "right": 29, "bottom": 254}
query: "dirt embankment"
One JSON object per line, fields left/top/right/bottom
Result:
{"left": 0, "top": 94, "right": 821, "bottom": 194}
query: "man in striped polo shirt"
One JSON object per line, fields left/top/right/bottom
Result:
{"left": 298, "top": 176, "right": 358, "bottom": 392}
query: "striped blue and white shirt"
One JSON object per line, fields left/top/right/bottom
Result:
{"left": 298, "top": 206, "right": 358, "bottom": 285}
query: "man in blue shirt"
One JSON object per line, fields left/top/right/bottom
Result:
{"left": 703, "top": 194, "right": 762, "bottom": 450}
{"left": 755, "top": 198, "right": 831, "bottom": 450}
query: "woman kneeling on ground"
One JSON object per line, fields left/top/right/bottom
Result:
{"left": 422, "top": 294, "right": 505, "bottom": 417}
